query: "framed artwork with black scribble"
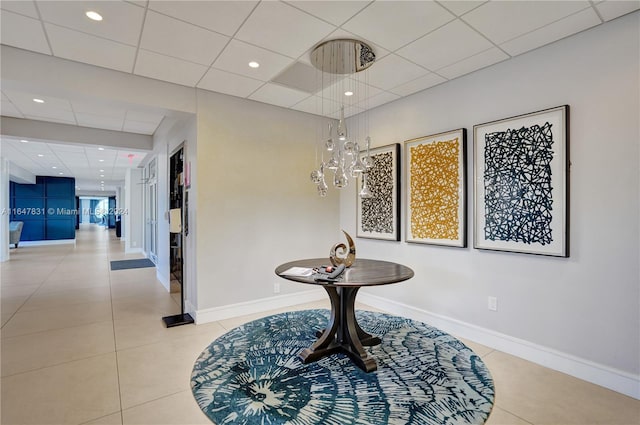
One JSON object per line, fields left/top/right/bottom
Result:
{"left": 473, "top": 105, "right": 569, "bottom": 257}
{"left": 356, "top": 143, "right": 401, "bottom": 241}
{"left": 405, "top": 129, "right": 467, "bottom": 247}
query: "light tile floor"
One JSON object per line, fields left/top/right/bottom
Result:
{"left": 1, "top": 225, "right": 639, "bottom": 424}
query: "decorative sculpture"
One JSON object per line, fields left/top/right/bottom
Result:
{"left": 330, "top": 230, "right": 356, "bottom": 268}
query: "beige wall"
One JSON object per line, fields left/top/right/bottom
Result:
{"left": 195, "top": 90, "right": 340, "bottom": 309}
{"left": 341, "top": 12, "right": 639, "bottom": 379}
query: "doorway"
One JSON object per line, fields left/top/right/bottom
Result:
{"left": 163, "top": 145, "right": 193, "bottom": 327}
{"left": 145, "top": 158, "right": 158, "bottom": 264}
{"left": 79, "top": 196, "right": 109, "bottom": 227}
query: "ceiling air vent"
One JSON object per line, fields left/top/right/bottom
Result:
{"left": 271, "top": 61, "right": 326, "bottom": 94}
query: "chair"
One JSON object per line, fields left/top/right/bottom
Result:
{"left": 9, "top": 221, "right": 23, "bottom": 248}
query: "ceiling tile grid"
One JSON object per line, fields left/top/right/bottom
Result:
{"left": 1, "top": 0, "right": 639, "bottom": 191}
{"left": 139, "top": 10, "right": 230, "bottom": 66}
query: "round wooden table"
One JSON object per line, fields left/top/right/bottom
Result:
{"left": 275, "top": 258, "right": 414, "bottom": 372}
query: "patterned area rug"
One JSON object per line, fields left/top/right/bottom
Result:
{"left": 191, "top": 309, "right": 494, "bottom": 425}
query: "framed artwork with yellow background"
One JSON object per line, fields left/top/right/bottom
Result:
{"left": 405, "top": 129, "right": 467, "bottom": 247}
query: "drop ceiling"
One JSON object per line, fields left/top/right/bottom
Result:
{"left": 1, "top": 0, "right": 638, "bottom": 191}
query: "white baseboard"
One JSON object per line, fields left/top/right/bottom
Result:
{"left": 16, "top": 239, "right": 76, "bottom": 247}
{"left": 157, "top": 269, "right": 170, "bottom": 292}
{"left": 358, "top": 292, "right": 640, "bottom": 400}
{"left": 194, "top": 289, "right": 325, "bottom": 325}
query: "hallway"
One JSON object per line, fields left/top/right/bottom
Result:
{"left": 0, "top": 225, "right": 224, "bottom": 424}
{"left": 1, "top": 226, "right": 639, "bottom": 424}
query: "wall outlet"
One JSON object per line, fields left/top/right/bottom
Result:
{"left": 488, "top": 296, "right": 498, "bottom": 311}
{"left": 273, "top": 282, "right": 280, "bottom": 294}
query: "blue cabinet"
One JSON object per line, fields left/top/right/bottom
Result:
{"left": 10, "top": 177, "right": 76, "bottom": 241}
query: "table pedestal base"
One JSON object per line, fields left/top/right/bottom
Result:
{"left": 299, "top": 286, "right": 380, "bottom": 372}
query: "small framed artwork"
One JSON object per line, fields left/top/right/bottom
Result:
{"left": 473, "top": 105, "right": 569, "bottom": 257}
{"left": 356, "top": 143, "right": 401, "bottom": 241}
{"left": 405, "top": 129, "right": 467, "bottom": 247}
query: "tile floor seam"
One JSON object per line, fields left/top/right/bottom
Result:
{"left": 121, "top": 388, "right": 192, "bottom": 413}
{"left": 76, "top": 409, "right": 123, "bottom": 425}
{"left": 108, "top": 266, "right": 126, "bottom": 425}
{"left": 0, "top": 277, "right": 50, "bottom": 331}
{"left": 0, "top": 313, "right": 115, "bottom": 340}
{"left": 0, "top": 344, "right": 118, "bottom": 379}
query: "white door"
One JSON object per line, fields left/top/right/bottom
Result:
{"left": 147, "top": 159, "right": 158, "bottom": 264}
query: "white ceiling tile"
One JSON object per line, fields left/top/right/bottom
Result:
{"left": 397, "top": 19, "right": 493, "bottom": 71}
{"left": 0, "top": 10, "right": 51, "bottom": 55}
{"left": 125, "top": 110, "right": 164, "bottom": 124}
{"left": 463, "top": 1, "right": 591, "bottom": 44}
{"left": 6, "top": 139, "right": 50, "bottom": 153}
{"left": 56, "top": 152, "right": 89, "bottom": 165}
{"left": 286, "top": 1, "right": 370, "bottom": 26}
{"left": 290, "top": 95, "right": 340, "bottom": 116}
{"left": 45, "top": 23, "right": 136, "bottom": 73}
{"left": 140, "top": 11, "right": 230, "bottom": 66}
{"left": 148, "top": 0, "right": 257, "bottom": 36}
{"left": 365, "top": 54, "right": 429, "bottom": 91}
{"left": 122, "top": 119, "right": 159, "bottom": 135}
{"left": 436, "top": 47, "right": 508, "bottom": 80}
{"left": 197, "top": 68, "right": 264, "bottom": 98}
{"left": 596, "top": 1, "right": 640, "bottom": 21}
{"left": 134, "top": 49, "right": 208, "bottom": 87}
{"left": 357, "top": 91, "right": 401, "bottom": 111}
{"left": 341, "top": 1, "right": 455, "bottom": 51}
{"left": 71, "top": 101, "right": 126, "bottom": 119}
{"left": 389, "top": 73, "right": 447, "bottom": 97}
{"left": 1, "top": 1, "right": 39, "bottom": 18}
{"left": 86, "top": 148, "right": 117, "bottom": 158}
{"left": 213, "top": 39, "right": 295, "bottom": 82}
{"left": 437, "top": 1, "right": 487, "bottom": 17}
{"left": 75, "top": 112, "right": 125, "bottom": 131}
{"left": 3, "top": 90, "right": 73, "bottom": 116}
{"left": 248, "top": 83, "right": 311, "bottom": 108}
{"left": 1, "top": 100, "right": 24, "bottom": 118}
{"left": 36, "top": 0, "right": 145, "bottom": 46}
{"left": 327, "top": 103, "right": 363, "bottom": 119}
{"left": 317, "top": 77, "right": 383, "bottom": 108}
{"left": 24, "top": 113, "right": 76, "bottom": 125}
{"left": 235, "top": 1, "right": 335, "bottom": 58}
{"left": 50, "top": 143, "right": 87, "bottom": 153}
{"left": 501, "top": 7, "right": 601, "bottom": 57}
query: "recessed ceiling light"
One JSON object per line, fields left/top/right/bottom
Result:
{"left": 86, "top": 11, "right": 103, "bottom": 21}
{"left": 248, "top": 61, "right": 260, "bottom": 68}
{"left": 99, "top": 159, "right": 104, "bottom": 162}
{"left": 100, "top": 175, "right": 104, "bottom": 177}
{"left": 58, "top": 172, "right": 63, "bottom": 175}
{"left": 20, "top": 140, "right": 28, "bottom": 143}
{"left": 52, "top": 166, "right": 57, "bottom": 169}
{"left": 344, "top": 91, "right": 354, "bottom": 96}
{"left": 101, "top": 181, "right": 104, "bottom": 183}
{"left": 98, "top": 147, "right": 104, "bottom": 151}
{"left": 33, "top": 98, "right": 44, "bottom": 103}
{"left": 37, "top": 154, "right": 44, "bottom": 157}
{"left": 99, "top": 169, "right": 104, "bottom": 172}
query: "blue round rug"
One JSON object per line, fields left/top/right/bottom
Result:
{"left": 191, "top": 309, "right": 494, "bottom": 424}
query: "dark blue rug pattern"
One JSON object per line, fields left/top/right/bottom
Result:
{"left": 110, "top": 258, "right": 155, "bottom": 270}
{"left": 191, "top": 309, "right": 494, "bottom": 425}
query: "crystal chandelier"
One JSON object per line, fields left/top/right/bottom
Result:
{"left": 309, "top": 39, "right": 376, "bottom": 198}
